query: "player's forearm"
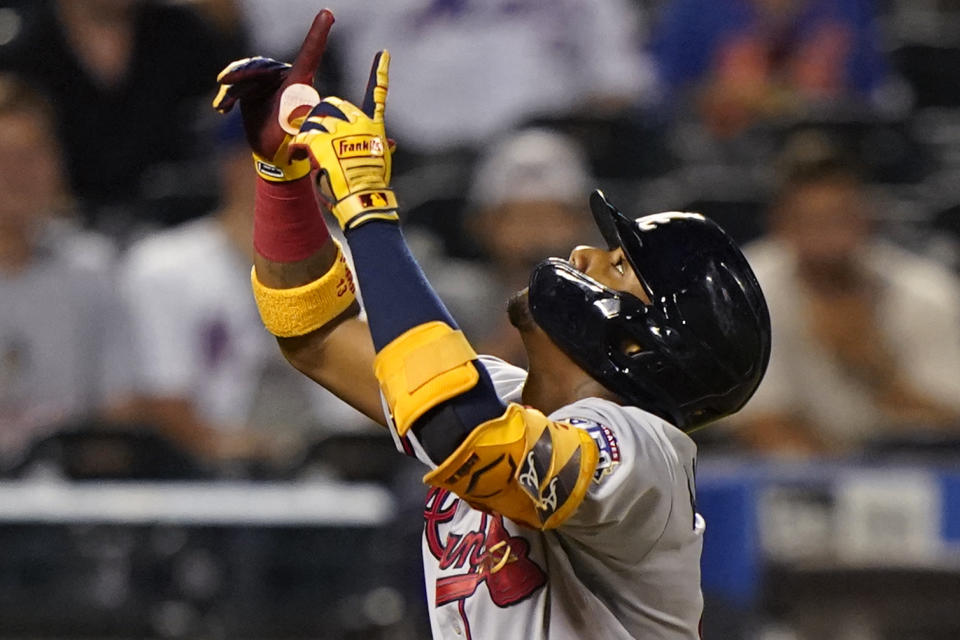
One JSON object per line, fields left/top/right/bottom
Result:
{"left": 251, "top": 177, "right": 358, "bottom": 357}
{"left": 258, "top": 247, "right": 365, "bottom": 385}
{"left": 342, "top": 221, "right": 456, "bottom": 349}
{"left": 253, "top": 244, "right": 338, "bottom": 288}
{"left": 279, "top": 316, "right": 387, "bottom": 426}
{"left": 252, "top": 177, "right": 338, "bottom": 286}
{"left": 251, "top": 176, "right": 361, "bottom": 338}
{"left": 341, "top": 219, "right": 506, "bottom": 461}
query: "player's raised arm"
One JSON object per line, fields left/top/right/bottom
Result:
{"left": 212, "top": 10, "right": 385, "bottom": 425}
{"left": 288, "top": 52, "right": 598, "bottom": 530}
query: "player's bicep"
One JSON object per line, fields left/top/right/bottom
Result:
{"left": 423, "top": 403, "right": 599, "bottom": 530}
{"left": 278, "top": 315, "right": 386, "bottom": 426}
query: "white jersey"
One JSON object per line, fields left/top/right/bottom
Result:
{"left": 737, "top": 238, "right": 960, "bottom": 447}
{"left": 405, "top": 356, "right": 704, "bottom": 640}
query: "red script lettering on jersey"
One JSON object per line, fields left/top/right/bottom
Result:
{"left": 424, "top": 487, "right": 547, "bottom": 608}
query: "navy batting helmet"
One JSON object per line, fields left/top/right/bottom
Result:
{"left": 528, "top": 190, "right": 771, "bottom": 431}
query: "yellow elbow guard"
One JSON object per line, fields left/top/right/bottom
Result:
{"left": 251, "top": 239, "right": 357, "bottom": 337}
{"left": 373, "top": 321, "right": 479, "bottom": 436}
{"left": 423, "top": 404, "right": 599, "bottom": 530}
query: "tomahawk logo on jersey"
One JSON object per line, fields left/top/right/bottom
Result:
{"left": 424, "top": 487, "right": 547, "bottom": 608}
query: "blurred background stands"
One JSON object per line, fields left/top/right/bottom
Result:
{"left": 1, "top": 0, "right": 960, "bottom": 638}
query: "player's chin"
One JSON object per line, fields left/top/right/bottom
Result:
{"left": 507, "top": 288, "right": 536, "bottom": 332}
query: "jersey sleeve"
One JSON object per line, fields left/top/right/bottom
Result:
{"left": 550, "top": 398, "right": 698, "bottom": 562}
{"left": 476, "top": 354, "right": 527, "bottom": 403}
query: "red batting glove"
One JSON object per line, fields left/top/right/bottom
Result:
{"left": 213, "top": 9, "right": 334, "bottom": 182}
{"left": 213, "top": 9, "right": 336, "bottom": 263}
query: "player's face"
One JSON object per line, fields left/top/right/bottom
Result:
{"left": 507, "top": 245, "right": 650, "bottom": 332}
{"left": 507, "top": 245, "right": 652, "bottom": 334}
{"left": 568, "top": 245, "right": 652, "bottom": 305}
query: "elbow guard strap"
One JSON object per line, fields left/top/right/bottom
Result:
{"left": 423, "top": 403, "right": 599, "bottom": 530}
{"left": 251, "top": 239, "right": 357, "bottom": 337}
{"left": 373, "top": 321, "right": 480, "bottom": 437}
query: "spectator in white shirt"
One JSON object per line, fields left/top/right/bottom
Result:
{"left": 119, "top": 114, "right": 377, "bottom": 467}
{"left": 0, "top": 74, "right": 133, "bottom": 465}
{"left": 731, "top": 131, "right": 960, "bottom": 456}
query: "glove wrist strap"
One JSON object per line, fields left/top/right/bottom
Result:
{"left": 252, "top": 144, "right": 312, "bottom": 183}
{"left": 332, "top": 189, "right": 399, "bottom": 230}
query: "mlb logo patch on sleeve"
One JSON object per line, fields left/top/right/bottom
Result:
{"left": 569, "top": 418, "right": 621, "bottom": 483}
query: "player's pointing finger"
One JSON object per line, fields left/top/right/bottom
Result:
{"left": 361, "top": 50, "right": 390, "bottom": 121}
{"left": 288, "top": 9, "right": 335, "bottom": 84}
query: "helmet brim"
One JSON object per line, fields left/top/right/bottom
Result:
{"left": 589, "top": 189, "right": 630, "bottom": 251}
{"left": 589, "top": 189, "right": 656, "bottom": 300}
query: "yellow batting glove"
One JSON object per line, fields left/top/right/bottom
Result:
{"left": 289, "top": 51, "right": 398, "bottom": 230}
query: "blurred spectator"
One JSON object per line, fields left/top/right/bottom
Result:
{"left": 0, "top": 74, "right": 133, "bottom": 466}
{"left": 650, "top": 0, "right": 890, "bottom": 137}
{"left": 416, "top": 128, "right": 600, "bottom": 366}
{"left": 0, "top": 0, "right": 244, "bottom": 234}
{"left": 730, "top": 131, "right": 960, "bottom": 456}
{"left": 242, "top": 0, "right": 654, "bottom": 155}
{"left": 118, "top": 114, "right": 377, "bottom": 469}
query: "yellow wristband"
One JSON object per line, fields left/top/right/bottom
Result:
{"left": 251, "top": 240, "right": 357, "bottom": 337}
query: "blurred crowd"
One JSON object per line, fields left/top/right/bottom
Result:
{"left": 2, "top": 0, "right": 960, "bottom": 482}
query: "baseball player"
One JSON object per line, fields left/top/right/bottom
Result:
{"left": 213, "top": 10, "right": 770, "bottom": 639}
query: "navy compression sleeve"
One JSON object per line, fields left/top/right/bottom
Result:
{"left": 344, "top": 221, "right": 505, "bottom": 461}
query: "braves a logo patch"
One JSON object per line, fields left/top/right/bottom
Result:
{"left": 569, "top": 418, "right": 621, "bottom": 483}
